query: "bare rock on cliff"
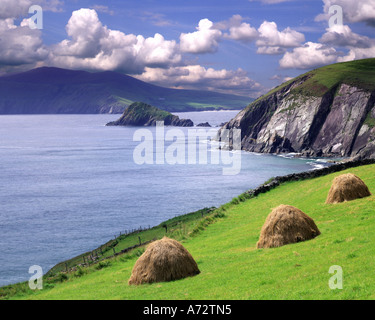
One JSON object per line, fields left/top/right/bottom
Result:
{"left": 219, "top": 58, "right": 375, "bottom": 159}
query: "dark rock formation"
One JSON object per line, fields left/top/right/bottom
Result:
{"left": 197, "top": 122, "right": 211, "bottom": 127}
{"left": 106, "top": 102, "right": 194, "bottom": 127}
{"left": 219, "top": 59, "right": 375, "bottom": 159}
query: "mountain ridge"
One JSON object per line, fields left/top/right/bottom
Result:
{"left": 0, "top": 67, "right": 252, "bottom": 114}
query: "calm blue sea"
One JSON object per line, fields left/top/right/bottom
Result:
{"left": 0, "top": 111, "right": 329, "bottom": 286}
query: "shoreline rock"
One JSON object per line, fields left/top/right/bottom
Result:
{"left": 197, "top": 122, "right": 211, "bottom": 127}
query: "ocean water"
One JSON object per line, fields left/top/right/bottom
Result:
{"left": 0, "top": 112, "right": 328, "bottom": 287}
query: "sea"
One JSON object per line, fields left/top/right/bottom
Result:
{"left": 0, "top": 111, "right": 330, "bottom": 287}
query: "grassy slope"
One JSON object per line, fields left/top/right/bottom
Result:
{"left": 294, "top": 58, "right": 375, "bottom": 96}
{"left": 45, "top": 207, "right": 216, "bottom": 276}
{"left": 5, "top": 164, "right": 375, "bottom": 300}
{"left": 253, "top": 58, "right": 375, "bottom": 105}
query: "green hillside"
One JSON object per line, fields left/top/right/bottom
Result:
{"left": 2, "top": 163, "right": 375, "bottom": 300}
{"left": 256, "top": 58, "right": 375, "bottom": 103}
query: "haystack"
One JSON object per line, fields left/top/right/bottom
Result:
{"left": 128, "top": 237, "right": 200, "bottom": 285}
{"left": 257, "top": 205, "right": 320, "bottom": 249}
{"left": 326, "top": 173, "right": 371, "bottom": 204}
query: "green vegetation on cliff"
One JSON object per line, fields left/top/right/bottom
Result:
{"left": 255, "top": 58, "right": 375, "bottom": 103}
{"left": 105, "top": 102, "right": 194, "bottom": 126}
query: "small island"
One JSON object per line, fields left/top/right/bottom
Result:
{"left": 106, "top": 102, "right": 194, "bottom": 127}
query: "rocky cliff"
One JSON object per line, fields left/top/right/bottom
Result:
{"left": 106, "top": 102, "right": 194, "bottom": 127}
{"left": 220, "top": 58, "right": 375, "bottom": 159}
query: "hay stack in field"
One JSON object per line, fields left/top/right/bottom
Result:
{"left": 326, "top": 173, "right": 371, "bottom": 204}
{"left": 128, "top": 237, "right": 200, "bottom": 285}
{"left": 257, "top": 205, "right": 320, "bottom": 249}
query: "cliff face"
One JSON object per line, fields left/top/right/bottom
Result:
{"left": 220, "top": 59, "right": 375, "bottom": 159}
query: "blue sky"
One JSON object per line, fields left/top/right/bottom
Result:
{"left": 1, "top": 0, "right": 375, "bottom": 98}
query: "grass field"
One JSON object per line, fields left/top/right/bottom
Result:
{"left": 2, "top": 164, "right": 375, "bottom": 300}
{"left": 254, "top": 58, "right": 375, "bottom": 104}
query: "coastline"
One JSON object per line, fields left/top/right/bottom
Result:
{"left": 35, "top": 157, "right": 375, "bottom": 282}
{"left": 1, "top": 156, "right": 375, "bottom": 292}
{"left": 1, "top": 111, "right": 374, "bottom": 289}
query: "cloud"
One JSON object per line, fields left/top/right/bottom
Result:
{"left": 179, "top": 19, "right": 222, "bottom": 54}
{"left": 0, "top": 17, "right": 48, "bottom": 66}
{"left": 0, "top": 0, "right": 34, "bottom": 19}
{"left": 41, "top": 0, "right": 64, "bottom": 13}
{"left": 0, "top": 0, "right": 57, "bottom": 69}
{"left": 279, "top": 41, "right": 340, "bottom": 69}
{"left": 49, "top": 9, "right": 181, "bottom": 74}
{"left": 226, "top": 22, "right": 258, "bottom": 42}
{"left": 270, "top": 74, "right": 282, "bottom": 80}
{"left": 256, "top": 21, "right": 305, "bottom": 55}
{"left": 320, "top": 24, "right": 373, "bottom": 48}
{"left": 0, "top": 0, "right": 63, "bottom": 19}
{"left": 53, "top": 8, "right": 108, "bottom": 58}
{"left": 140, "top": 12, "right": 172, "bottom": 27}
{"left": 316, "top": 0, "right": 375, "bottom": 27}
{"left": 338, "top": 44, "right": 375, "bottom": 62}
{"left": 90, "top": 5, "right": 114, "bottom": 16}
{"left": 135, "top": 65, "right": 263, "bottom": 97}
{"left": 319, "top": 23, "right": 375, "bottom": 63}
{"left": 220, "top": 16, "right": 258, "bottom": 43}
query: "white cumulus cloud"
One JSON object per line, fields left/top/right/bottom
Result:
{"left": 279, "top": 41, "right": 340, "bottom": 69}
{"left": 316, "top": 0, "right": 375, "bottom": 26}
{"left": 0, "top": 18, "right": 48, "bottom": 66}
{"left": 179, "top": 19, "right": 222, "bottom": 54}
{"left": 135, "top": 65, "right": 263, "bottom": 97}
{"left": 256, "top": 21, "right": 305, "bottom": 55}
{"left": 320, "top": 24, "right": 373, "bottom": 48}
{"left": 49, "top": 9, "right": 181, "bottom": 74}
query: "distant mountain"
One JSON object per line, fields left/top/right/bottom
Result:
{"left": 0, "top": 67, "right": 252, "bottom": 114}
{"left": 220, "top": 58, "right": 375, "bottom": 160}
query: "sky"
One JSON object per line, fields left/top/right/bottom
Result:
{"left": 0, "top": 0, "right": 374, "bottom": 98}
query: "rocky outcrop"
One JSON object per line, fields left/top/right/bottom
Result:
{"left": 220, "top": 60, "right": 375, "bottom": 159}
{"left": 106, "top": 102, "right": 194, "bottom": 127}
{"left": 197, "top": 122, "right": 211, "bottom": 127}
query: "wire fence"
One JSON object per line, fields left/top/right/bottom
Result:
{"left": 47, "top": 207, "right": 216, "bottom": 275}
